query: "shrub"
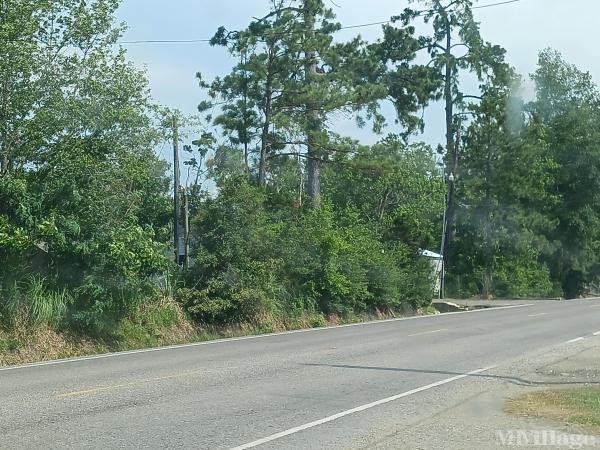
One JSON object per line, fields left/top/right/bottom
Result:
{"left": 185, "top": 178, "right": 435, "bottom": 324}
{"left": 113, "top": 297, "right": 195, "bottom": 350}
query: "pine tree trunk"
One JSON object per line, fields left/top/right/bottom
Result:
{"left": 482, "top": 122, "right": 494, "bottom": 298}
{"left": 0, "top": 53, "right": 9, "bottom": 176}
{"left": 304, "top": 1, "right": 321, "bottom": 208}
{"left": 258, "top": 120, "right": 269, "bottom": 187}
{"left": 258, "top": 51, "right": 275, "bottom": 188}
{"left": 307, "top": 154, "right": 320, "bottom": 207}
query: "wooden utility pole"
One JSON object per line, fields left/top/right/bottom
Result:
{"left": 172, "top": 115, "right": 182, "bottom": 266}
{"left": 443, "top": 128, "right": 460, "bottom": 288}
{"left": 442, "top": 20, "right": 455, "bottom": 276}
{"left": 439, "top": 194, "right": 448, "bottom": 299}
{"left": 183, "top": 189, "right": 190, "bottom": 269}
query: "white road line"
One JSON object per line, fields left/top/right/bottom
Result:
{"left": 566, "top": 337, "right": 585, "bottom": 344}
{"left": 593, "top": 331, "right": 600, "bottom": 336}
{"left": 229, "top": 366, "right": 497, "bottom": 450}
{"left": 0, "top": 304, "right": 533, "bottom": 372}
{"left": 528, "top": 313, "right": 548, "bottom": 318}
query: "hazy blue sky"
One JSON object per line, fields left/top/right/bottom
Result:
{"left": 116, "top": 0, "right": 598, "bottom": 151}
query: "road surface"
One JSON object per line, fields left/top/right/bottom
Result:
{"left": 2, "top": 299, "right": 600, "bottom": 449}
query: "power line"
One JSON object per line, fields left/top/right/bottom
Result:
{"left": 120, "top": 38, "right": 211, "bottom": 44}
{"left": 337, "top": 0, "right": 522, "bottom": 30}
{"left": 118, "top": 0, "right": 522, "bottom": 45}
{"left": 339, "top": 20, "right": 390, "bottom": 30}
{"left": 472, "top": 0, "right": 521, "bottom": 9}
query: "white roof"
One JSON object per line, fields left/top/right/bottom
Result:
{"left": 420, "top": 250, "right": 442, "bottom": 259}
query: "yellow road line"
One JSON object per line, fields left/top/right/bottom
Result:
{"left": 528, "top": 313, "right": 548, "bottom": 318}
{"left": 407, "top": 329, "right": 448, "bottom": 337}
{"left": 58, "top": 369, "right": 203, "bottom": 398}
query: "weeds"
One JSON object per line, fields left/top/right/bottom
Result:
{"left": 508, "top": 387, "right": 600, "bottom": 434}
{"left": 1, "top": 276, "right": 72, "bottom": 329}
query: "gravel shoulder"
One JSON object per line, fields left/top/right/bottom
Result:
{"left": 358, "top": 341, "right": 600, "bottom": 449}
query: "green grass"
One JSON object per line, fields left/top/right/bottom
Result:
{"left": 508, "top": 387, "right": 600, "bottom": 433}
{"left": 0, "top": 337, "right": 21, "bottom": 353}
{"left": 0, "top": 302, "right": 436, "bottom": 367}
{"left": 3, "top": 276, "right": 72, "bottom": 328}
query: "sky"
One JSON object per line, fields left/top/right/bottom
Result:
{"left": 115, "top": 0, "right": 599, "bottom": 155}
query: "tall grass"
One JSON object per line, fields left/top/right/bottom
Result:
{"left": 2, "top": 276, "right": 72, "bottom": 328}
{"left": 156, "top": 272, "right": 182, "bottom": 300}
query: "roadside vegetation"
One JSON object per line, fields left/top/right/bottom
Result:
{"left": 508, "top": 387, "right": 600, "bottom": 434}
{"left": 3, "top": 0, "right": 600, "bottom": 364}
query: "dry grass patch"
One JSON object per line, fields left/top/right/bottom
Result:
{"left": 507, "top": 387, "right": 600, "bottom": 434}
{"left": 0, "top": 325, "right": 103, "bottom": 367}
{"left": 0, "top": 302, "right": 432, "bottom": 367}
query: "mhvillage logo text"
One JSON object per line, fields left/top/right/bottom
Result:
{"left": 497, "top": 430, "right": 599, "bottom": 449}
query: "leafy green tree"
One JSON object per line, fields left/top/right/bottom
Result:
{"left": 399, "top": 0, "right": 509, "bottom": 273}
{"left": 450, "top": 73, "right": 556, "bottom": 298}
{"left": 184, "top": 175, "right": 435, "bottom": 323}
{"left": 324, "top": 135, "right": 445, "bottom": 251}
{"left": 201, "top": 1, "right": 389, "bottom": 205}
{"left": 0, "top": 0, "right": 171, "bottom": 330}
{"left": 529, "top": 49, "right": 600, "bottom": 297}
{"left": 371, "top": 22, "right": 441, "bottom": 136}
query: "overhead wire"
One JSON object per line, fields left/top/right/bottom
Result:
{"left": 118, "top": 0, "right": 522, "bottom": 45}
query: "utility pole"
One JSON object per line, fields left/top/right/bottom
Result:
{"left": 172, "top": 115, "right": 182, "bottom": 266}
{"left": 440, "top": 172, "right": 454, "bottom": 299}
{"left": 442, "top": 125, "right": 460, "bottom": 289}
{"left": 442, "top": 16, "right": 455, "bottom": 279}
{"left": 439, "top": 193, "right": 447, "bottom": 299}
{"left": 183, "top": 188, "right": 190, "bottom": 269}
{"left": 441, "top": 108, "right": 460, "bottom": 299}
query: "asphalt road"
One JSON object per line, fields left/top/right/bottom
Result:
{"left": 2, "top": 299, "right": 600, "bottom": 449}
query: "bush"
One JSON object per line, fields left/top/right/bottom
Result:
{"left": 280, "top": 205, "right": 434, "bottom": 315}
{"left": 114, "top": 299, "right": 186, "bottom": 349}
{"left": 446, "top": 249, "right": 556, "bottom": 299}
{"left": 177, "top": 272, "right": 275, "bottom": 325}
{"left": 184, "top": 178, "right": 435, "bottom": 325}
{"left": 492, "top": 259, "right": 556, "bottom": 298}
{"left": 66, "top": 275, "right": 161, "bottom": 336}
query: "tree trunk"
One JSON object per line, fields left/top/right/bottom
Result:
{"left": 0, "top": 0, "right": 6, "bottom": 176}
{"left": 304, "top": 1, "right": 321, "bottom": 208}
{"left": 0, "top": 52, "right": 9, "bottom": 176}
{"left": 258, "top": 118, "right": 270, "bottom": 187}
{"left": 307, "top": 155, "right": 320, "bottom": 207}
{"left": 378, "top": 187, "right": 391, "bottom": 220}
{"left": 482, "top": 123, "right": 493, "bottom": 298}
{"left": 242, "top": 52, "right": 250, "bottom": 174}
{"left": 258, "top": 51, "right": 275, "bottom": 188}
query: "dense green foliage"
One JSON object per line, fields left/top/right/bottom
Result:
{"left": 182, "top": 151, "right": 439, "bottom": 324}
{"left": 0, "top": 0, "right": 171, "bottom": 334}
{"left": 3, "top": 0, "right": 600, "bottom": 353}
